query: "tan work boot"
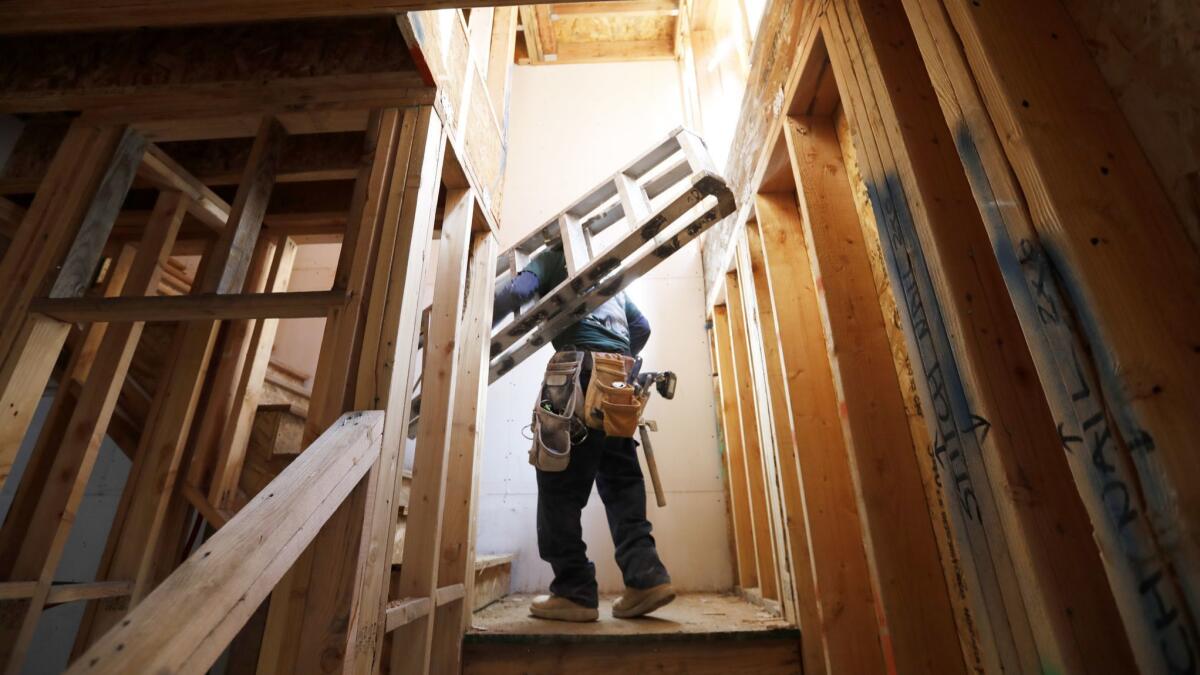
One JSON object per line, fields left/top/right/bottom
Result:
{"left": 529, "top": 594, "right": 599, "bottom": 622}
{"left": 612, "top": 583, "right": 676, "bottom": 618}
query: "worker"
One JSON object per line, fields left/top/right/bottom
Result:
{"left": 493, "top": 244, "right": 674, "bottom": 622}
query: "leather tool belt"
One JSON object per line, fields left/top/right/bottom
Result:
{"left": 528, "top": 350, "right": 650, "bottom": 472}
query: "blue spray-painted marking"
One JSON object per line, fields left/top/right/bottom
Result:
{"left": 952, "top": 123, "right": 1197, "bottom": 673}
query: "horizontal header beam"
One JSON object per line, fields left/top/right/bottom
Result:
{"left": 32, "top": 290, "right": 347, "bottom": 323}
{"left": 0, "top": 0, "right": 604, "bottom": 34}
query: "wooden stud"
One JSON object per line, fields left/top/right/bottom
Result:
{"left": 935, "top": 12, "right": 1200, "bottom": 606}
{"left": 743, "top": 217, "right": 823, "bottom": 673}
{"left": 72, "top": 117, "right": 286, "bottom": 652}
{"left": 723, "top": 271, "right": 780, "bottom": 602}
{"left": 900, "top": 0, "right": 1200, "bottom": 668}
{"left": 754, "top": 190, "right": 886, "bottom": 673}
{"left": 0, "top": 246, "right": 136, "bottom": 578}
{"left": 785, "top": 113, "right": 965, "bottom": 675}
{"left": 210, "top": 238, "right": 300, "bottom": 508}
{"left": 709, "top": 307, "right": 758, "bottom": 590}
{"left": 184, "top": 237, "right": 280, "bottom": 509}
{"left": 0, "top": 191, "right": 187, "bottom": 674}
{"left": 343, "top": 106, "right": 444, "bottom": 673}
{"left": 0, "top": 123, "right": 142, "bottom": 493}
{"left": 830, "top": 105, "right": 989, "bottom": 672}
{"left": 391, "top": 188, "right": 475, "bottom": 674}
{"left": 254, "top": 108, "right": 409, "bottom": 675}
{"left": 827, "top": 0, "right": 1141, "bottom": 671}
{"left": 428, "top": 231, "right": 497, "bottom": 674}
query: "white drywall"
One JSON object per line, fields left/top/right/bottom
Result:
{"left": 475, "top": 60, "right": 733, "bottom": 595}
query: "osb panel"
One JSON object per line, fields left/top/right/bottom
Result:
{"left": 464, "top": 69, "right": 505, "bottom": 218}
{"left": 0, "top": 18, "right": 414, "bottom": 94}
{"left": 1062, "top": 0, "right": 1200, "bottom": 251}
{"left": 555, "top": 15, "right": 675, "bottom": 43}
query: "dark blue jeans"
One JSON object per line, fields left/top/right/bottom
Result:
{"left": 535, "top": 423, "right": 671, "bottom": 609}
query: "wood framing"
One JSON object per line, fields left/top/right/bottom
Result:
{"left": 898, "top": 0, "right": 1200, "bottom": 669}
{"left": 0, "top": 0, "right": 604, "bottom": 34}
{"left": 391, "top": 188, "right": 475, "bottom": 673}
{"left": 742, "top": 219, "right": 822, "bottom": 672}
{"left": 723, "top": 272, "right": 780, "bottom": 603}
{"left": 0, "top": 123, "right": 142, "bottom": 494}
{"left": 67, "top": 412, "right": 385, "bottom": 675}
{"left": 753, "top": 190, "right": 885, "bottom": 673}
{"left": 0, "top": 192, "right": 187, "bottom": 672}
{"left": 73, "top": 117, "right": 287, "bottom": 651}
{"left": 709, "top": 307, "right": 758, "bottom": 590}
{"left": 823, "top": 0, "right": 1139, "bottom": 671}
{"left": 429, "top": 230, "right": 498, "bottom": 674}
{"left": 785, "top": 114, "right": 964, "bottom": 674}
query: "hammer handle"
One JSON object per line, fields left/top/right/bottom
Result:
{"left": 638, "top": 423, "right": 667, "bottom": 507}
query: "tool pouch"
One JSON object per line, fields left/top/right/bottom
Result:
{"left": 583, "top": 352, "right": 649, "bottom": 438}
{"left": 529, "top": 351, "right": 584, "bottom": 472}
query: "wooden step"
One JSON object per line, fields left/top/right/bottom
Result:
{"left": 472, "top": 554, "right": 514, "bottom": 613}
{"left": 463, "top": 592, "right": 800, "bottom": 675}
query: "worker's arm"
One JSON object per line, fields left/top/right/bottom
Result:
{"left": 492, "top": 247, "right": 566, "bottom": 326}
{"left": 492, "top": 270, "right": 540, "bottom": 326}
{"left": 626, "top": 298, "right": 651, "bottom": 355}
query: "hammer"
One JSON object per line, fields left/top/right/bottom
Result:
{"left": 638, "top": 420, "right": 667, "bottom": 508}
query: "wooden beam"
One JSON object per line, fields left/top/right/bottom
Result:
{"left": 754, "top": 191, "right": 885, "bottom": 673}
{"left": 254, "top": 108, "right": 406, "bottom": 674}
{"left": 342, "top": 105, "right": 443, "bottom": 672}
{"left": 258, "top": 107, "right": 445, "bottom": 673}
{"left": 519, "top": 6, "right": 546, "bottom": 63}
{"left": 72, "top": 117, "right": 287, "bottom": 652}
{"left": 827, "top": 0, "right": 1140, "bottom": 670}
{"left": 0, "top": 192, "right": 187, "bottom": 674}
{"left": 0, "top": 20, "right": 431, "bottom": 139}
{"left": 209, "top": 238, "right": 300, "bottom": 508}
{"left": 45, "top": 582, "right": 134, "bottom": 608}
{"left": 65, "top": 412, "right": 384, "bottom": 675}
{"left": 724, "top": 271, "right": 780, "bottom": 602}
{"left": 2, "top": 124, "right": 362, "bottom": 196}
{"left": 550, "top": 40, "right": 675, "bottom": 64}
{"left": 743, "top": 218, "right": 823, "bottom": 673}
{"left": 386, "top": 598, "right": 433, "bottom": 633}
{"left": 183, "top": 238, "right": 279, "bottom": 512}
{"left": 0, "top": 581, "right": 132, "bottom": 607}
{"left": 392, "top": 188, "right": 475, "bottom": 674}
{"left": 899, "top": 0, "right": 1200, "bottom": 667}
{"left": 710, "top": 306, "right": 758, "bottom": 590}
{"left": 0, "top": 247, "right": 137, "bottom": 580}
{"left": 785, "top": 114, "right": 964, "bottom": 674}
{"left": 31, "top": 290, "right": 344, "bottom": 323}
{"left": 550, "top": 1, "right": 679, "bottom": 17}
{"left": 429, "top": 231, "right": 497, "bottom": 674}
{"left": 0, "top": 0, "right": 604, "bottom": 33}
{"left": 138, "top": 144, "right": 232, "bottom": 231}
{"left": 0, "top": 122, "right": 139, "bottom": 494}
